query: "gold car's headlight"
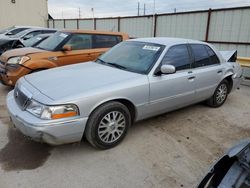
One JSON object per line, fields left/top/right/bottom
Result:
{"left": 7, "top": 56, "right": 30, "bottom": 65}
{"left": 26, "top": 100, "right": 79, "bottom": 120}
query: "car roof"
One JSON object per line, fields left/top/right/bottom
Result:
{"left": 24, "top": 28, "right": 57, "bottom": 32}
{"left": 13, "top": 26, "right": 43, "bottom": 29}
{"left": 61, "top": 29, "right": 128, "bottom": 36}
{"left": 128, "top": 37, "right": 207, "bottom": 46}
{"left": 33, "top": 33, "right": 53, "bottom": 38}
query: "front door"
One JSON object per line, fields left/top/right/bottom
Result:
{"left": 146, "top": 44, "right": 196, "bottom": 116}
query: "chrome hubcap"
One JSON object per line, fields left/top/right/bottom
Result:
{"left": 98, "top": 111, "right": 126, "bottom": 143}
{"left": 216, "top": 84, "right": 227, "bottom": 104}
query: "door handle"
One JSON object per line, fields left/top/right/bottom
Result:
{"left": 188, "top": 76, "right": 196, "bottom": 80}
{"left": 217, "top": 70, "right": 223, "bottom": 74}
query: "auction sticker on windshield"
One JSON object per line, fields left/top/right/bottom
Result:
{"left": 143, "top": 45, "right": 160, "bottom": 51}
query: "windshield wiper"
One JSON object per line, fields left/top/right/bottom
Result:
{"left": 35, "top": 46, "right": 47, "bottom": 50}
{"left": 96, "top": 58, "right": 107, "bottom": 64}
{"left": 106, "top": 62, "right": 127, "bottom": 70}
{"left": 96, "top": 58, "right": 127, "bottom": 70}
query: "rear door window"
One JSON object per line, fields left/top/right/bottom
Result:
{"left": 190, "top": 44, "right": 211, "bottom": 68}
{"left": 93, "top": 35, "right": 122, "bottom": 48}
{"left": 161, "top": 44, "right": 191, "bottom": 71}
{"left": 42, "top": 30, "right": 56, "bottom": 34}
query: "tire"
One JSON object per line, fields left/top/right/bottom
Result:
{"left": 85, "top": 101, "right": 131, "bottom": 149}
{"left": 206, "top": 79, "right": 229, "bottom": 108}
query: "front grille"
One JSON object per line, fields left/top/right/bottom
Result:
{"left": 14, "top": 86, "right": 30, "bottom": 110}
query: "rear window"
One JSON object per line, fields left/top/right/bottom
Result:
{"left": 93, "top": 35, "right": 122, "bottom": 48}
{"left": 9, "top": 28, "right": 28, "bottom": 35}
{"left": 205, "top": 45, "right": 220, "bottom": 64}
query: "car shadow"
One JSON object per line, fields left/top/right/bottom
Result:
{"left": 0, "top": 102, "right": 225, "bottom": 172}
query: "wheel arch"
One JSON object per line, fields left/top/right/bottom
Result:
{"left": 24, "top": 59, "right": 57, "bottom": 71}
{"left": 222, "top": 70, "right": 234, "bottom": 93}
{"left": 88, "top": 98, "right": 137, "bottom": 124}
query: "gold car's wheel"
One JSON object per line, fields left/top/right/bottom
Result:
{"left": 85, "top": 101, "right": 131, "bottom": 149}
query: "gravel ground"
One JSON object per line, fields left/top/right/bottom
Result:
{"left": 0, "top": 84, "right": 249, "bottom": 188}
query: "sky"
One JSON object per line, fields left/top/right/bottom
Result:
{"left": 48, "top": 0, "right": 250, "bottom": 19}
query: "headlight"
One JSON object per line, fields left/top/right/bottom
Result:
{"left": 7, "top": 56, "right": 30, "bottom": 65}
{"left": 26, "top": 100, "right": 79, "bottom": 120}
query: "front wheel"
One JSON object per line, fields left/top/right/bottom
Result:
{"left": 206, "top": 80, "right": 229, "bottom": 107}
{"left": 85, "top": 102, "right": 131, "bottom": 149}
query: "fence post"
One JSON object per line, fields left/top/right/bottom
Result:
{"left": 63, "top": 19, "right": 66, "bottom": 28}
{"left": 205, "top": 8, "right": 212, "bottom": 41}
{"left": 94, "top": 18, "right": 97, "bottom": 30}
{"left": 53, "top": 19, "right": 55, "bottom": 28}
{"left": 153, "top": 14, "right": 157, "bottom": 37}
{"left": 118, "top": 17, "right": 121, "bottom": 32}
{"left": 77, "top": 19, "right": 79, "bottom": 29}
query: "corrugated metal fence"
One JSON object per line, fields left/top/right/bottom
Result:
{"left": 48, "top": 6, "right": 250, "bottom": 57}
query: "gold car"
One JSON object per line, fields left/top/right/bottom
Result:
{"left": 0, "top": 30, "right": 129, "bottom": 86}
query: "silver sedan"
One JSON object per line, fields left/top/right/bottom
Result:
{"left": 6, "top": 38, "right": 243, "bottom": 149}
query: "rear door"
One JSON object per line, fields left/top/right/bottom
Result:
{"left": 54, "top": 33, "right": 123, "bottom": 66}
{"left": 148, "top": 44, "right": 196, "bottom": 115}
{"left": 189, "top": 44, "right": 223, "bottom": 101}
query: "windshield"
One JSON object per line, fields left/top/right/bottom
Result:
{"left": 0, "top": 26, "right": 14, "bottom": 34}
{"left": 36, "top": 32, "right": 70, "bottom": 51}
{"left": 96, "top": 41, "right": 165, "bottom": 74}
{"left": 22, "top": 35, "right": 45, "bottom": 47}
{"left": 11, "top": 29, "right": 29, "bottom": 38}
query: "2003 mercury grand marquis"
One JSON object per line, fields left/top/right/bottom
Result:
{"left": 7, "top": 38, "right": 242, "bottom": 149}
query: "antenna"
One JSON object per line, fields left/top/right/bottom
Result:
{"left": 137, "top": 1, "right": 140, "bottom": 16}
{"left": 78, "top": 7, "right": 81, "bottom": 19}
{"left": 144, "top": 3, "right": 146, "bottom": 15}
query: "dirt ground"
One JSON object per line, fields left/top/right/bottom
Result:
{"left": 0, "top": 84, "right": 249, "bottom": 188}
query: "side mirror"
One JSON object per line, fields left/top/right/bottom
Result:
{"left": 62, "top": 45, "right": 72, "bottom": 52}
{"left": 160, "top": 64, "right": 176, "bottom": 74}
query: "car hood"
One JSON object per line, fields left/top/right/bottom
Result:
{"left": 24, "top": 62, "right": 142, "bottom": 101}
{"left": 1, "top": 47, "right": 47, "bottom": 60}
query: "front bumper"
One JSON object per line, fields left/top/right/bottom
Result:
{"left": 7, "top": 90, "right": 88, "bottom": 145}
{"left": 0, "top": 64, "right": 31, "bottom": 86}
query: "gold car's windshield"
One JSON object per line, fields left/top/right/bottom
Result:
{"left": 36, "top": 32, "right": 70, "bottom": 51}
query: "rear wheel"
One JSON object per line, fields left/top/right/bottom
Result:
{"left": 85, "top": 102, "right": 131, "bottom": 149}
{"left": 206, "top": 80, "right": 229, "bottom": 107}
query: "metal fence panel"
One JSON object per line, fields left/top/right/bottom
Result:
{"left": 211, "top": 43, "right": 250, "bottom": 57}
{"left": 156, "top": 12, "right": 208, "bottom": 40}
{"left": 209, "top": 9, "right": 250, "bottom": 43}
{"left": 54, "top": 20, "right": 64, "bottom": 29}
{"left": 120, "top": 16, "right": 153, "bottom": 37}
{"left": 96, "top": 19, "right": 118, "bottom": 32}
{"left": 65, "top": 20, "right": 77, "bottom": 29}
{"left": 79, "top": 20, "right": 94, "bottom": 30}
{"left": 48, "top": 20, "right": 54, "bottom": 28}
{"left": 49, "top": 6, "right": 250, "bottom": 57}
